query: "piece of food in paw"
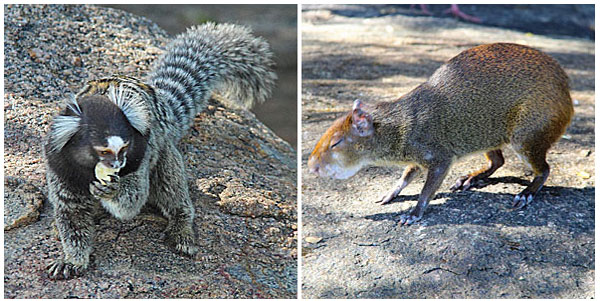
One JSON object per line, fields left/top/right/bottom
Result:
{"left": 94, "top": 163, "right": 120, "bottom": 185}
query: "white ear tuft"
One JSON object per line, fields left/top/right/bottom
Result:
{"left": 107, "top": 83, "right": 151, "bottom": 134}
{"left": 48, "top": 115, "right": 81, "bottom": 153}
{"left": 65, "top": 95, "right": 82, "bottom": 115}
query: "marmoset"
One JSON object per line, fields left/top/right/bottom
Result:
{"left": 44, "top": 23, "right": 276, "bottom": 279}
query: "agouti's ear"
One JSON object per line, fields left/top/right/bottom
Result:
{"left": 351, "top": 99, "right": 374, "bottom": 137}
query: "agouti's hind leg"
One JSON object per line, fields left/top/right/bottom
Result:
{"left": 450, "top": 149, "right": 504, "bottom": 191}
{"left": 377, "top": 165, "right": 421, "bottom": 205}
{"left": 512, "top": 145, "right": 550, "bottom": 209}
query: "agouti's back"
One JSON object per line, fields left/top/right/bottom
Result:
{"left": 398, "top": 42, "right": 573, "bottom": 156}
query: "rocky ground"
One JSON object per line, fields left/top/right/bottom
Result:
{"left": 4, "top": 5, "right": 296, "bottom": 298}
{"left": 301, "top": 5, "right": 594, "bottom": 298}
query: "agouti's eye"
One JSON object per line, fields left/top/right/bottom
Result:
{"left": 331, "top": 138, "right": 343, "bottom": 149}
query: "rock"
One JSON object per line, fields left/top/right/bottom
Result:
{"left": 4, "top": 177, "right": 44, "bottom": 231}
{"left": 576, "top": 171, "right": 592, "bottom": 179}
{"left": 579, "top": 149, "right": 592, "bottom": 157}
{"left": 72, "top": 56, "right": 83, "bottom": 67}
{"left": 4, "top": 4, "right": 296, "bottom": 298}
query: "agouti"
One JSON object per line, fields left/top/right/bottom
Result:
{"left": 308, "top": 43, "right": 573, "bottom": 225}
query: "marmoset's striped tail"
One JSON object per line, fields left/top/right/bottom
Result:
{"left": 147, "top": 22, "right": 276, "bottom": 136}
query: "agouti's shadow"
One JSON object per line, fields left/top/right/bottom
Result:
{"left": 364, "top": 178, "right": 594, "bottom": 229}
{"left": 467, "top": 175, "right": 531, "bottom": 189}
{"left": 377, "top": 176, "right": 530, "bottom": 206}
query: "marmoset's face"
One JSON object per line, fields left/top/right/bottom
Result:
{"left": 93, "top": 136, "right": 129, "bottom": 169}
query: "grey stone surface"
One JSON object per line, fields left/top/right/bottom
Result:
{"left": 4, "top": 4, "right": 296, "bottom": 298}
{"left": 4, "top": 176, "right": 44, "bottom": 231}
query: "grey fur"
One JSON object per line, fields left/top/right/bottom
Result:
{"left": 148, "top": 22, "right": 276, "bottom": 139}
{"left": 44, "top": 23, "right": 275, "bottom": 279}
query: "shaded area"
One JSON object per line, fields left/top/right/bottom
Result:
{"left": 304, "top": 4, "right": 595, "bottom": 40}
{"left": 302, "top": 43, "right": 446, "bottom": 81}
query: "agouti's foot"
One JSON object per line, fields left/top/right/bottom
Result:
{"left": 512, "top": 191, "right": 535, "bottom": 209}
{"left": 449, "top": 175, "right": 482, "bottom": 192}
{"left": 47, "top": 259, "right": 86, "bottom": 280}
{"left": 398, "top": 213, "right": 421, "bottom": 226}
{"left": 377, "top": 190, "right": 399, "bottom": 205}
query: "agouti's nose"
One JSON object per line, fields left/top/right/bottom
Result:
{"left": 308, "top": 157, "right": 320, "bottom": 174}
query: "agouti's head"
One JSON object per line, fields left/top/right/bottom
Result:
{"left": 308, "top": 100, "right": 374, "bottom": 179}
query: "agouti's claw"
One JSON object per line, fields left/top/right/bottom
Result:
{"left": 377, "top": 192, "right": 397, "bottom": 205}
{"left": 450, "top": 175, "right": 474, "bottom": 192}
{"left": 512, "top": 193, "right": 534, "bottom": 209}
{"left": 398, "top": 213, "right": 421, "bottom": 226}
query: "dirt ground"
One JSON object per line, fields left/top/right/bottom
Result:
{"left": 301, "top": 6, "right": 594, "bottom": 299}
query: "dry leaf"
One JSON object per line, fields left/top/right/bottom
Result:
{"left": 305, "top": 236, "right": 322, "bottom": 244}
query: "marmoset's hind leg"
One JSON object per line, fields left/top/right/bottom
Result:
{"left": 149, "top": 142, "right": 198, "bottom": 256}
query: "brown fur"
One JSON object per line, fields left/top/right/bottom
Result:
{"left": 308, "top": 43, "right": 573, "bottom": 224}
{"left": 310, "top": 114, "right": 353, "bottom": 161}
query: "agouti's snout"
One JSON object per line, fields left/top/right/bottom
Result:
{"left": 308, "top": 157, "right": 320, "bottom": 174}
{"left": 309, "top": 100, "right": 375, "bottom": 180}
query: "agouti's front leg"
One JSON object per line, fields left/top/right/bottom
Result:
{"left": 399, "top": 161, "right": 451, "bottom": 226}
{"left": 377, "top": 165, "right": 421, "bottom": 204}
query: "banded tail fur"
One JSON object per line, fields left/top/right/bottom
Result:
{"left": 148, "top": 22, "right": 277, "bottom": 139}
